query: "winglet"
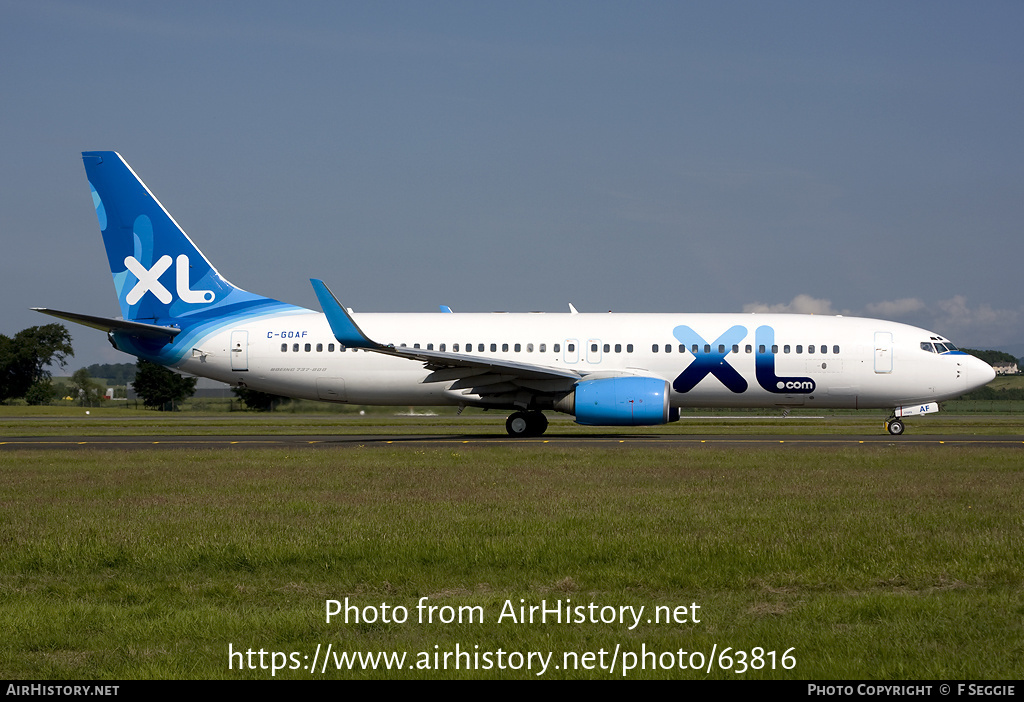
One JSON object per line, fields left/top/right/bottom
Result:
{"left": 310, "top": 279, "right": 378, "bottom": 348}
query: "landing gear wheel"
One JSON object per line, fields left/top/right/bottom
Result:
{"left": 886, "top": 419, "right": 905, "bottom": 436}
{"left": 506, "top": 412, "right": 531, "bottom": 437}
{"left": 506, "top": 411, "right": 548, "bottom": 437}
{"left": 526, "top": 411, "right": 548, "bottom": 437}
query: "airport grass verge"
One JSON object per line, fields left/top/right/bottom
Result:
{"left": 1, "top": 445, "right": 1021, "bottom": 679}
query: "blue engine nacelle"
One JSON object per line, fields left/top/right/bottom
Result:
{"left": 563, "top": 376, "right": 679, "bottom": 426}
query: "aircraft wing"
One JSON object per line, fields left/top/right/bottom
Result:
{"left": 32, "top": 308, "right": 181, "bottom": 341}
{"left": 310, "top": 279, "right": 581, "bottom": 397}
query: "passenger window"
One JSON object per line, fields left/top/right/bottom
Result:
{"left": 808, "top": 345, "right": 815, "bottom": 354}
{"left": 678, "top": 344, "right": 685, "bottom": 353}
{"left": 439, "top": 344, "right": 445, "bottom": 352}
{"left": 567, "top": 343, "right": 575, "bottom": 352}
{"left": 718, "top": 344, "right": 725, "bottom": 353}
{"left": 305, "top": 343, "right": 311, "bottom": 352}
{"left": 281, "top": 343, "right": 287, "bottom": 352}
{"left": 502, "top": 343, "right": 509, "bottom": 352}
{"left": 316, "top": 343, "right": 323, "bottom": 352}
{"left": 515, "top": 343, "right": 521, "bottom": 352}
{"left": 490, "top": 343, "right": 497, "bottom": 352}
{"left": 771, "top": 345, "right": 778, "bottom": 354}
{"left": 293, "top": 343, "right": 299, "bottom": 352}
{"left": 652, "top": 344, "right": 659, "bottom": 353}
{"left": 592, "top": 344, "right": 599, "bottom": 352}
{"left": 329, "top": 344, "right": 335, "bottom": 352}
{"left": 692, "top": 344, "right": 699, "bottom": 353}
{"left": 704, "top": 344, "right": 711, "bottom": 353}
{"left": 626, "top": 344, "right": 633, "bottom": 353}
{"left": 758, "top": 345, "right": 765, "bottom": 354}
{"left": 615, "top": 344, "right": 622, "bottom": 353}
{"left": 732, "top": 345, "right": 739, "bottom": 354}
{"left": 453, "top": 343, "right": 459, "bottom": 352}
{"left": 554, "top": 344, "right": 560, "bottom": 353}
{"left": 745, "top": 345, "right": 752, "bottom": 353}
{"left": 478, "top": 344, "right": 485, "bottom": 352}
{"left": 796, "top": 345, "right": 802, "bottom": 354}
{"left": 604, "top": 344, "right": 610, "bottom": 353}
{"left": 833, "top": 345, "right": 840, "bottom": 354}
{"left": 539, "top": 343, "right": 546, "bottom": 352}
{"left": 527, "top": 343, "right": 534, "bottom": 352}
{"left": 665, "top": 344, "right": 671, "bottom": 353}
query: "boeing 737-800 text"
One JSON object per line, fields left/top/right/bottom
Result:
{"left": 35, "top": 152, "right": 995, "bottom": 436}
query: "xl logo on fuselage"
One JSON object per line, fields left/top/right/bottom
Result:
{"left": 672, "top": 325, "right": 749, "bottom": 393}
{"left": 124, "top": 254, "right": 215, "bottom": 305}
{"left": 672, "top": 325, "right": 816, "bottom": 395}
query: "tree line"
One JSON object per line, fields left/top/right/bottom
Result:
{"left": 0, "top": 324, "right": 73, "bottom": 405}
{"left": 0, "top": 324, "right": 196, "bottom": 409}
{"left": 1, "top": 323, "right": 282, "bottom": 410}
{"left": 961, "top": 348, "right": 1020, "bottom": 367}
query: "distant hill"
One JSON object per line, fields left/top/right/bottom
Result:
{"left": 961, "top": 348, "right": 1018, "bottom": 367}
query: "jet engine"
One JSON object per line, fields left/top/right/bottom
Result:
{"left": 554, "top": 376, "right": 679, "bottom": 426}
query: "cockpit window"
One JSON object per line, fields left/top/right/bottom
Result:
{"left": 926, "top": 337, "right": 960, "bottom": 354}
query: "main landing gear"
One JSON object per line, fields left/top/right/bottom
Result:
{"left": 885, "top": 417, "right": 905, "bottom": 435}
{"left": 505, "top": 410, "right": 549, "bottom": 437}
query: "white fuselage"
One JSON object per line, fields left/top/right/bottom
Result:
{"left": 174, "top": 310, "right": 987, "bottom": 411}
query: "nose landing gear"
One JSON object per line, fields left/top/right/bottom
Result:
{"left": 885, "top": 417, "right": 905, "bottom": 435}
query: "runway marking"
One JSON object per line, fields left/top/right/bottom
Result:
{"left": 2, "top": 435, "right": 1023, "bottom": 449}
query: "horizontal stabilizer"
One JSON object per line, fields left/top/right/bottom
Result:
{"left": 32, "top": 308, "right": 181, "bottom": 340}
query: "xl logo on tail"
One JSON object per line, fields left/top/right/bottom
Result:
{"left": 124, "top": 255, "right": 215, "bottom": 305}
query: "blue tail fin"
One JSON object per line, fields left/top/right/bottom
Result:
{"left": 83, "top": 151, "right": 276, "bottom": 323}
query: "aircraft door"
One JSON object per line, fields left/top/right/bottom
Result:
{"left": 587, "top": 339, "right": 603, "bottom": 364}
{"left": 874, "top": 332, "right": 892, "bottom": 374}
{"left": 563, "top": 339, "right": 579, "bottom": 364}
{"left": 230, "top": 330, "right": 249, "bottom": 371}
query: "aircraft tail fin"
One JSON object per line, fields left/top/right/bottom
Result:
{"left": 82, "top": 151, "right": 276, "bottom": 323}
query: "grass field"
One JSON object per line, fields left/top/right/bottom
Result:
{"left": 1, "top": 424, "right": 1022, "bottom": 679}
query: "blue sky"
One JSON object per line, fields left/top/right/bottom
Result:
{"left": 3, "top": 0, "right": 1022, "bottom": 368}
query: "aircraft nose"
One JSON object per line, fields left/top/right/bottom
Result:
{"left": 967, "top": 355, "right": 996, "bottom": 390}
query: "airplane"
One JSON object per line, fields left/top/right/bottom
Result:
{"left": 35, "top": 151, "right": 996, "bottom": 437}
